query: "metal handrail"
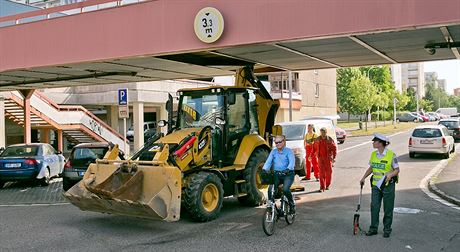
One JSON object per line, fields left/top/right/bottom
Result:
{"left": 9, "top": 91, "right": 126, "bottom": 142}
{"left": 33, "top": 91, "right": 126, "bottom": 140}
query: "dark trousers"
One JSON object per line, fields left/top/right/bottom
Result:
{"left": 369, "top": 182, "right": 395, "bottom": 234}
{"left": 268, "top": 171, "right": 295, "bottom": 206}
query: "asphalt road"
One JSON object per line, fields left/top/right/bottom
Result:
{"left": 1, "top": 129, "right": 459, "bottom": 252}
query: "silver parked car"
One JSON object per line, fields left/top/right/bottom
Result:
{"left": 408, "top": 125, "right": 455, "bottom": 159}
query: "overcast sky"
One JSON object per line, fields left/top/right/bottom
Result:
{"left": 424, "top": 59, "right": 460, "bottom": 94}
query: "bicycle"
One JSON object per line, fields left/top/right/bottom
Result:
{"left": 261, "top": 171, "right": 296, "bottom": 236}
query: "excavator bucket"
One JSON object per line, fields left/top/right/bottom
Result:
{"left": 64, "top": 160, "right": 182, "bottom": 222}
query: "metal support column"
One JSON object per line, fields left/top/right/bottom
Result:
{"left": 0, "top": 95, "right": 5, "bottom": 147}
{"left": 133, "top": 102, "right": 144, "bottom": 152}
{"left": 19, "top": 90, "right": 35, "bottom": 144}
{"left": 57, "top": 129, "right": 63, "bottom": 152}
{"left": 288, "top": 71, "right": 293, "bottom": 121}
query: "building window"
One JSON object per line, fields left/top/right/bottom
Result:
{"left": 268, "top": 72, "right": 299, "bottom": 93}
{"left": 315, "top": 83, "right": 319, "bottom": 97}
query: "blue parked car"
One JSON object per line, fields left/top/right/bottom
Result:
{"left": 0, "top": 143, "right": 65, "bottom": 188}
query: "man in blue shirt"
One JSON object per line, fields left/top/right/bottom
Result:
{"left": 263, "top": 135, "right": 296, "bottom": 213}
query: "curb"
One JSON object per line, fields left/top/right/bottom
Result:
{"left": 427, "top": 152, "right": 460, "bottom": 207}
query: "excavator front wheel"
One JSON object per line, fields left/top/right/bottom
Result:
{"left": 238, "top": 148, "right": 268, "bottom": 206}
{"left": 184, "top": 172, "right": 224, "bottom": 222}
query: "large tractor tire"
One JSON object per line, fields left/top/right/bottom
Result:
{"left": 183, "top": 172, "right": 224, "bottom": 222}
{"left": 238, "top": 148, "right": 269, "bottom": 206}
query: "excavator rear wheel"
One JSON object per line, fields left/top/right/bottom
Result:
{"left": 238, "top": 148, "right": 268, "bottom": 206}
{"left": 183, "top": 172, "right": 224, "bottom": 222}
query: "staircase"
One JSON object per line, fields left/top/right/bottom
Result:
{"left": 3, "top": 91, "right": 127, "bottom": 147}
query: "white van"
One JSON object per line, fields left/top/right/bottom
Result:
{"left": 436, "top": 107, "right": 458, "bottom": 117}
{"left": 278, "top": 118, "right": 337, "bottom": 176}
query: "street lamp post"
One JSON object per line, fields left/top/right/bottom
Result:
{"left": 393, "top": 97, "right": 398, "bottom": 129}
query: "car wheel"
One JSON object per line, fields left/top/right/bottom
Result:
{"left": 413, "top": 119, "right": 417, "bottom": 122}
{"left": 442, "top": 152, "right": 450, "bottom": 159}
{"left": 40, "top": 167, "right": 51, "bottom": 186}
{"left": 58, "top": 161, "right": 65, "bottom": 177}
{"left": 409, "top": 152, "right": 415, "bottom": 158}
{"left": 396, "top": 118, "right": 400, "bottom": 123}
{"left": 339, "top": 140, "right": 345, "bottom": 144}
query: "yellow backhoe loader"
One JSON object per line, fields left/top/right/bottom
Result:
{"left": 64, "top": 66, "right": 280, "bottom": 222}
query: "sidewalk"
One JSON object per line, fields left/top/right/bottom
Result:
{"left": 428, "top": 153, "right": 460, "bottom": 206}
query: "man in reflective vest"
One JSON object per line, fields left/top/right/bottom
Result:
{"left": 302, "top": 124, "right": 319, "bottom": 181}
{"left": 360, "top": 133, "right": 400, "bottom": 238}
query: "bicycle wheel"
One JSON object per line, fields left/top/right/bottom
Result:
{"left": 262, "top": 206, "right": 276, "bottom": 236}
{"left": 284, "top": 201, "right": 295, "bottom": 225}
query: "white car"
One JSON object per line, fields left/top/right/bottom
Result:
{"left": 409, "top": 125, "right": 455, "bottom": 159}
{"left": 279, "top": 118, "right": 338, "bottom": 176}
{"left": 126, "top": 121, "right": 157, "bottom": 141}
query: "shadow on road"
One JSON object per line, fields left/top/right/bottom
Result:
{"left": 398, "top": 153, "right": 447, "bottom": 162}
{"left": 43, "top": 186, "right": 460, "bottom": 252}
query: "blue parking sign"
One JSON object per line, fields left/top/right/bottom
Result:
{"left": 118, "top": 89, "right": 128, "bottom": 105}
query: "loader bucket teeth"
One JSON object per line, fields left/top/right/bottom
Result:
{"left": 64, "top": 162, "right": 182, "bottom": 222}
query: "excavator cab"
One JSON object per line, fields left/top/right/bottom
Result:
{"left": 175, "top": 88, "right": 259, "bottom": 166}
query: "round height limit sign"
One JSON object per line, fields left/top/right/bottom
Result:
{"left": 194, "top": 7, "right": 224, "bottom": 43}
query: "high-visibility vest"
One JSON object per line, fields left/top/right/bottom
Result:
{"left": 370, "top": 149, "right": 394, "bottom": 187}
{"left": 305, "top": 132, "right": 318, "bottom": 145}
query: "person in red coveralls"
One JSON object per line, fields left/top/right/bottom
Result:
{"left": 314, "top": 127, "right": 337, "bottom": 192}
{"left": 302, "top": 124, "right": 319, "bottom": 181}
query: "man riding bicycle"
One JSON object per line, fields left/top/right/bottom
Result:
{"left": 262, "top": 135, "right": 296, "bottom": 214}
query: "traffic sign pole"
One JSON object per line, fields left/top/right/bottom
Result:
{"left": 123, "top": 117, "right": 128, "bottom": 156}
{"left": 118, "top": 89, "right": 129, "bottom": 156}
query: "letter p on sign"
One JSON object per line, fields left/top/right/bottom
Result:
{"left": 118, "top": 89, "right": 128, "bottom": 105}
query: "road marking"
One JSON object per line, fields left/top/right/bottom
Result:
{"left": 394, "top": 207, "right": 423, "bottom": 214}
{"left": 338, "top": 131, "right": 408, "bottom": 153}
{"left": 419, "top": 151, "right": 460, "bottom": 211}
{"left": 0, "top": 202, "right": 70, "bottom": 207}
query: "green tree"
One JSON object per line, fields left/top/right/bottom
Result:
{"left": 337, "top": 68, "right": 362, "bottom": 120}
{"left": 392, "top": 91, "right": 410, "bottom": 111}
{"left": 404, "top": 88, "right": 417, "bottom": 111}
{"left": 348, "top": 74, "right": 377, "bottom": 130}
{"left": 420, "top": 98, "right": 433, "bottom": 112}
{"left": 360, "top": 66, "right": 394, "bottom": 119}
{"left": 449, "top": 95, "right": 460, "bottom": 111}
{"left": 425, "top": 82, "right": 452, "bottom": 111}
{"left": 360, "top": 66, "right": 394, "bottom": 93}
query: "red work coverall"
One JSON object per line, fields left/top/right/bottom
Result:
{"left": 304, "top": 133, "right": 319, "bottom": 180}
{"left": 314, "top": 136, "right": 337, "bottom": 190}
